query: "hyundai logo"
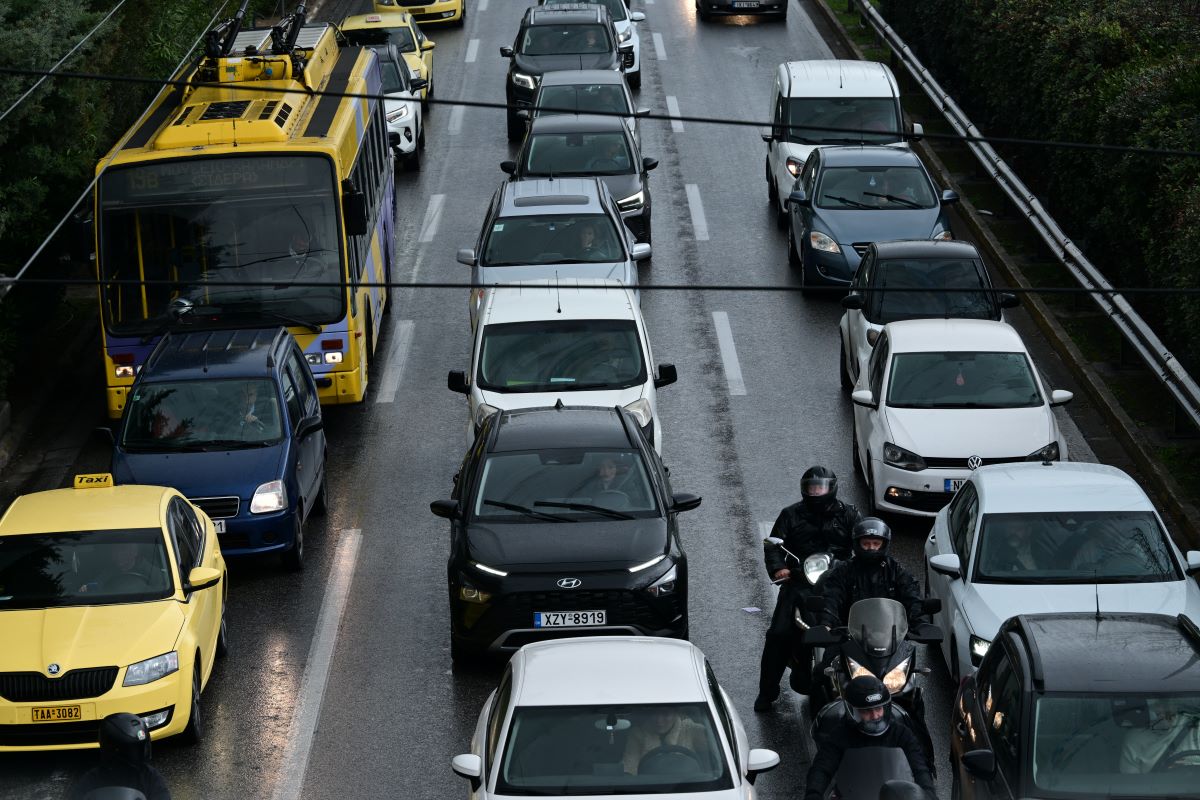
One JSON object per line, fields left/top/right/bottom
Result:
{"left": 47, "top": 663, "right": 60, "bottom": 676}
{"left": 557, "top": 578, "right": 582, "bottom": 589}
{"left": 967, "top": 455, "right": 983, "bottom": 471}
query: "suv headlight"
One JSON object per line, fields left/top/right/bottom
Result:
{"left": 969, "top": 635, "right": 991, "bottom": 665}
{"left": 809, "top": 231, "right": 839, "bottom": 254}
{"left": 617, "top": 190, "right": 644, "bottom": 212}
{"left": 387, "top": 105, "right": 409, "bottom": 122}
{"left": 473, "top": 403, "right": 500, "bottom": 430}
{"left": 883, "top": 442, "right": 926, "bottom": 472}
{"left": 123, "top": 652, "right": 179, "bottom": 686}
{"left": 250, "top": 480, "right": 287, "bottom": 513}
{"left": 619, "top": 27, "right": 632, "bottom": 43}
{"left": 511, "top": 72, "right": 537, "bottom": 89}
{"left": 646, "top": 564, "right": 676, "bottom": 597}
{"left": 1026, "top": 442, "right": 1059, "bottom": 462}
{"left": 623, "top": 398, "right": 652, "bottom": 426}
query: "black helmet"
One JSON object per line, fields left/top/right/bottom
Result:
{"left": 879, "top": 781, "right": 928, "bottom": 800}
{"left": 852, "top": 517, "right": 892, "bottom": 563}
{"left": 801, "top": 466, "right": 838, "bottom": 512}
{"left": 844, "top": 675, "right": 891, "bottom": 737}
{"left": 98, "top": 713, "right": 151, "bottom": 765}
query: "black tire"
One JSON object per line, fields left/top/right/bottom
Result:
{"left": 506, "top": 111, "right": 524, "bottom": 142}
{"left": 282, "top": 513, "right": 304, "bottom": 572}
{"left": 696, "top": 1, "right": 710, "bottom": 21}
{"left": 382, "top": 261, "right": 393, "bottom": 315}
{"left": 852, "top": 420, "right": 864, "bottom": 477}
{"left": 181, "top": 666, "right": 203, "bottom": 745}
{"left": 787, "top": 224, "right": 801, "bottom": 268}
{"left": 215, "top": 601, "right": 229, "bottom": 659}
{"left": 839, "top": 339, "right": 853, "bottom": 391}
{"left": 766, "top": 162, "right": 774, "bottom": 202}
{"left": 407, "top": 147, "right": 421, "bottom": 172}
{"left": 798, "top": 250, "right": 812, "bottom": 296}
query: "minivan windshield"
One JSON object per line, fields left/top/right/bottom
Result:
{"left": 520, "top": 24, "right": 611, "bottom": 55}
{"left": 479, "top": 319, "right": 646, "bottom": 392}
{"left": 482, "top": 214, "right": 623, "bottom": 266}
{"left": 475, "top": 449, "right": 658, "bottom": 520}
{"left": 887, "top": 352, "right": 1042, "bottom": 409}
{"left": 816, "top": 166, "right": 937, "bottom": 210}
{"left": 781, "top": 97, "right": 900, "bottom": 145}
{"left": 871, "top": 259, "right": 998, "bottom": 323}
{"left": 121, "top": 378, "right": 283, "bottom": 451}
{"left": 523, "top": 132, "right": 634, "bottom": 176}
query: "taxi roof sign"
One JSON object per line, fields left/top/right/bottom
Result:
{"left": 74, "top": 473, "right": 114, "bottom": 489}
{"left": 365, "top": 14, "right": 382, "bottom": 21}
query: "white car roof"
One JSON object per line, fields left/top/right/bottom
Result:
{"left": 973, "top": 461, "right": 1157, "bottom": 515}
{"left": 882, "top": 319, "right": 1026, "bottom": 354}
{"left": 482, "top": 279, "right": 637, "bottom": 325}
{"left": 511, "top": 637, "right": 708, "bottom": 706}
{"left": 780, "top": 59, "right": 898, "bottom": 98}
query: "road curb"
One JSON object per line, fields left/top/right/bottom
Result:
{"left": 809, "top": 0, "right": 1200, "bottom": 546}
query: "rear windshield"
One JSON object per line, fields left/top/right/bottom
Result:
{"left": 520, "top": 24, "right": 612, "bottom": 55}
{"left": 872, "top": 258, "right": 998, "bottom": 323}
{"left": 535, "top": 85, "right": 630, "bottom": 116}
{"left": 523, "top": 132, "right": 634, "bottom": 177}
{"left": 781, "top": 97, "right": 900, "bottom": 145}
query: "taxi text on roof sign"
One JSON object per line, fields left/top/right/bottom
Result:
{"left": 74, "top": 473, "right": 114, "bottom": 489}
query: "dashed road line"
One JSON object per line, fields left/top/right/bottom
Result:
{"left": 464, "top": 38, "right": 479, "bottom": 63}
{"left": 685, "top": 183, "right": 709, "bottom": 241}
{"left": 375, "top": 320, "right": 416, "bottom": 404}
{"left": 418, "top": 193, "right": 446, "bottom": 243}
{"left": 652, "top": 32, "right": 666, "bottom": 61}
{"left": 712, "top": 311, "right": 747, "bottom": 396}
{"left": 665, "top": 95, "right": 684, "bottom": 133}
{"left": 448, "top": 104, "right": 465, "bottom": 135}
{"left": 478, "top": 0, "right": 489, "bottom": 9}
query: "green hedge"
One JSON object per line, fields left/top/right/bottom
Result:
{"left": 878, "top": 0, "right": 1200, "bottom": 372}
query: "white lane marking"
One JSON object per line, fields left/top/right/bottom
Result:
{"left": 465, "top": 38, "right": 480, "bottom": 63}
{"left": 448, "top": 104, "right": 465, "bottom": 135}
{"left": 271, "top": 530, "right": 363, "bottom": 800}
{"left": 684, "top": 183, "right": 709, "bottom": 242}
{"left": 652, "top": 32, "right": 666, "bottom": 61}
{"left": 665, "top": 95, "right": 684, "bottom": 133}
{"left": 712, "top": 311, "right": 747, "bottom": 396}
{"left": 418, "top": 193, "right": 446, "bottom": 243}
{"left": 375, "top": 320, "right": 416, "bottom": 404}
{"left": 479, "top": 0, "right": 489, "bottom": 9}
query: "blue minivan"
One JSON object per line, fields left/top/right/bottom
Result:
{"left": 111, "top": 327, "right": 327, "bottom": 570}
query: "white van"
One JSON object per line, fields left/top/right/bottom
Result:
{"left": 447, "top": 279, "right": 677, "bottom": 452}
{"left": 762, "top": 59, "right": 921, "bottom": 222}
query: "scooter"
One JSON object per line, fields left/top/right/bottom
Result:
{"left": 763, "top": 537, "right": 840, "bottom": 693}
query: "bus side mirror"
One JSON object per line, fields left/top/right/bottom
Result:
{"left": 342, "top": 180, "right": 369, "bottom": 237}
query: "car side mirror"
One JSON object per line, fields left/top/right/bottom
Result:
{"left": 786, "top": 189, "right": 810, "bottom": 208}
{"left": 631, "top": 242, "right": 651, "bottom": 262}
{"left": 410, "top": 77, "right": 429, "bottom": 91}
{"left": 295, "top": 415, "right": 324, "bottom": 439}
{"left": 745, "top": 748, "right": 779, "bottom": 785}
{"left": 654, "top": 363, "right": 677, "bottom": 389}
{"left": 500, "top": 160, "right": 517, "bottom": 175}
{"left": 447, "top": 370, "right": 469, "bottom": 395}
{"left": 760, "top": 128, "right": 773, "bottom": 144}
{"left": 500, "top": 46, "right": 514, "bottom": 58}
{"left": 850, "top": 389, "right": 876, "bottom": 409}
{"left": 941, "top": 189, "right": 960, "bottom": 205}
{"left": 921, "top": 596, "right": 943, "bottom": 615}
{"left": 910, "top": 121, "right": 924, "bottom": 142}
{"left": 908, "top": 622, "right": 944, "bottom": 645}
{"left": 456, "top": 248, "right": 477, "bottom": 266}
{"left": 642, "top": 157, "right": 659, "bottom": 172}
{"left": 186, "top": 566, "right": 221, "bottom": 593}
{"left": 841, "top": 293, "right": 865, "bottom": 310}
{"left": 451, "top": 754, "right": 482, "bottom": 792}
{"left": 430, "top": 499, "right": 460, "bottom": 520}
{"left": 962, "top": 749, "right": 997, "bottom": 780}
{"left": 999, "top": 292, "right": 1020, "bottom": 309}
{"left": 516, "top": 108, "right": 531, "bottom": 120}
{"left": 928, "top": 553, "right": 962, "bottom": 580}
{"left": 670, "top": 493, "right": 701, "bottom": 513}
{"left": 1187, "top": 550, "right": 1200, "bottom": 576}
{"left": 630, "top": 10, "right": 646, "bottom": 22}
{"left": 1050, "top": 389, "right": 1074, "bottom": 406}
{"left": 421, "top": 40, "right": 436, "bottom": 51}
{"left": 94, "top": 425, "right": 116, "bottom": 446}
{"left": 635, "top": 107, "right": 651, "bottom": 117}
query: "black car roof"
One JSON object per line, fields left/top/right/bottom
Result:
{"left": 1006, "top": 613, "right": 1200, "bottom": 694}
{"left": 528, "top": 113, "right": 628, "bottom": 134}
{"left": 869, "top": 240, "right": 981, "bottom": 260}
{"left": 142, "top": 327, "right": 291, "bottom": 381}
{"left": 525, "top": 4, "right": 606, "bottom": 25}
{"left": 490, "top": 406, "right": 635, "bottom": 453}
{"left": 818, "top": 146, "right": 925, "bottom": 168}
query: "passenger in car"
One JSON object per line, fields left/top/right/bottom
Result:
{"left": 1119, "top": 697, "right": 1200, "bottom": 772}
{"left": 621, "top": 707, "right": 710, "bottom": 775}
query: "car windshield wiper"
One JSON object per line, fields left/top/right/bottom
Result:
{"left": 482, "top": 499, "right": 574, "bottom": 522}
{"left": 862, "top": 191, "right": 921, "bottom": 209}
{"left": 823, "top": 194, "right": 872, "bottom": 209}
{"left": 534, "top": 500, "right": 635, "bottom": 520}
{"left": 194, "top": 439, "right": 277, "bottom": 450}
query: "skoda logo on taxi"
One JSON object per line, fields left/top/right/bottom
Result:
{"left": 47, "top": 663, "right": 61, "bottom": 676}
{"left": 967, "top": 455, "right": 983, "bottom": 471}
{"left": 557, "top": 578, "right": 582, "bottom": 589}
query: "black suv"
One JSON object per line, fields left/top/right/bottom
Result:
{"left": 951, "top": 612, "right": 1200, "bottom": 799}
{"left": 501, "top": 5, "right": 628, "bottom": 140}
{"left": 430, "top": 405, "right": 701, "bottom": 661}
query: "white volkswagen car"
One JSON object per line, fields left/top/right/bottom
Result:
{"left": 448, "top": 279, "right": 676, "bottom": 451}
{"left": 451, "top": 637, "right": 780, "bottom": 799}
{"left": 850, "top": 319, "right": 1073, "bottom": 517}
{"left": 924, "top": 461, "right": 1200, "bottom": 682}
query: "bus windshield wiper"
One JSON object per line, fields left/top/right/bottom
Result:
{"left": 534, "top": 501, "right": 635, "bottom": 520}
{"left": 823, "top": 194, "right": 872, "bottom": 209}
{"left": 482, "top": 499, "right": 574, "bottom": 522}
{"left": 204, "top": 304, "right": 322, "bottom": 333}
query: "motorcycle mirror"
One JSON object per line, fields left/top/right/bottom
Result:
{"left": 764, "top": 536, "right": 785, "bottom": 546}
{"left": 907, "top": 622, "right": 945, "bottom": 645}
{"left": 803, "top": 595, "right": 825, "bottom": 613}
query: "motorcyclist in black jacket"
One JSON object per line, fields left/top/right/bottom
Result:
{"left": 69, "top": 714, "right": 171, "bottom": 800}
{"left": 755, "top": 466, "right": 860, "bottom": 711}
{"left": 819, "top": 518, "right": 924, "bottom": 629}
{"left": 803, "top": 676, "right": 936, "bottom": 800}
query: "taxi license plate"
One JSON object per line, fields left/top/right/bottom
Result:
{"left": 944, "top": 478, "right": 966, "bottom": 493}
{"left": 534, "top": 610, "right": 606, "bottom": 628}
{"left": 213, "top": 519, "right": 226, "bottom": 533}
{"left": 32, "top": 705, "right": 82, "bottom": 722}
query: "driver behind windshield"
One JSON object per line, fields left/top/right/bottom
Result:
{"left": 621, "top": 706, "right": 710, "bottom": 775}
{"left": 1120, "top": 697, "right": 1200, "bottom": 773}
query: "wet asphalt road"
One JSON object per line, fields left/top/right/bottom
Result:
{"left": 0, "top": 1, "right": 1108, "bottom": 798}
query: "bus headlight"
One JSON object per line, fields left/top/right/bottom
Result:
{"left": 114, "top": 365, "right": 135, "bottom": 378}
{"left": 324, "top": 351, "right": 343, "bottom": 364}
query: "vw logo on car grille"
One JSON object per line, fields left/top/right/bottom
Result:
{"left": 47, "top": 663, "right": 60, "bottom": 676}
{"left": 967, "top": 455, "right": 983, "bottom": 471}
{"left": 557, "top": 578, "right": 582, "bottom": 589}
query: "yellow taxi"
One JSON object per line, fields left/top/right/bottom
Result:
{"left": 0, "top": 474, "right": 227, "bottom": 750}
{"left": 341, "top": 12, "right": 437, "bottom": 105}
{"left": 373, "top": 0, "right": 464, "bottom": 27}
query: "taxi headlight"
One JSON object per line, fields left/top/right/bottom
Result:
{"left": 883, "top": 658, "right": 910, "bottom": 693}
{"left": 123, "top": 652, "right": 179, "bottom": 686}
{"left": 250, "top": 480, "right": 288, "bottom": 514}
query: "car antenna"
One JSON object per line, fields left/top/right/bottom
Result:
{"left": 555, "top": 271, "right": 562, "bottom": 314}
{"left": 1094, "top": 569, "right": 1101, "bottom": 622}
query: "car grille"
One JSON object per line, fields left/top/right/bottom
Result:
{"left": 922, "top": 455, "right": 1027, "bottom": 470}
{"left": 622, "top": 50, "right": 635, "bottom": 69}
{"left": 190, "top": 496, "right": 239, "bottom": 519}
{"left": 0, "top": 720, "right": 101, "bottom": 747}
{"left": 851, "top": 243, "right": 871, "bottom": 257}
{"left": 888, "top": 490, "right": 955, "bottom": 513}
{"left": 0, "top": 668, "right": 119, "bottom": 702}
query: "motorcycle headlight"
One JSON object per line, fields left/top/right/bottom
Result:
{"left": 511, "top": 71, "right": 537, "bottom": 89}
{"left": 809, "top": 231, "right": 839, "bottom": 254}
{"left": 473, "top": 403, "right": 500, "bottom": 430}
{"left": 617, "top": 190, "right": 645, "bottom": 212}
{"left": 646, "top": 564, "right": 676, "bottom": 597}
{"left": 123, "top": 652, "right": 179, "bottom": 687}
{"left": 387, "top": 105, "right": 410, "bottom": 122}
{"left": 623, "top": 398, "right": 652, "bottom": 426}
{"left": 970, "top": 635, "right": 991, "bottom": 665}
{"left": 883, "top": 658, "right": 910, "bottom": 693}
{"left": 250, "top": 480, "right": 287, "bottom": 513}
{"left": 883, "top": 442, "right": 927, "bottom": 472}
{"left": 1026, "top": 442, "right": 1059, "bottom": 462}
{"left": 847, "top": 658, "right": 872, "bottom": 680}
{"left": 803, "top": 553, "right": 831, "bottom": 586}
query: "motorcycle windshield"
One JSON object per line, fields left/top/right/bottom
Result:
{"left": 847, "top": 598, "right": 909, "bottom": 657}
{"left": 831, "top": 746, "right": 914, "bottom": 798}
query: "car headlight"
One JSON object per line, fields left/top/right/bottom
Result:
{"left": 786, "top": 156, "right": 805, "bottom": 177}
{"left": 387, "top": 105, "right": 409, "bottom": 122}
{"left": 803, "top": 553, "right": 831, "bottom": 586}
{"left": 473, "top": 561, "right": 508, "bottom": 577}
{"left": 809, "top": 231, "right": 839, "bottom": 254}
{"left": 617, "top": 190, "right": 645, "bottom": 212}
{"left": 123, "top": 652, "right": 179, "bottom": 687}
{"left": 459, "top": 579, "right": 492, "bottom": 604}
{"left": 969, "top": 635, "right": 991, "bottom": 665}
{"left": 473, "top": 403, "right": 499, "bottom": 430}
{"left": 883, "top": 442, "right": 927, "bottom": 472}
{"left": 619, "top": 27, "right": 632, "bottom": 42}
{"left": 250, "top": 480, "right": 287, "bottom": 513}
{"left": 932, "top": 229, "right": 953, "bottom": 241}
{"left": 623, "top": 398, "right": 652, "bottom": 426}
{"left": 646, "top": 563, "right": 676, "bottom": 597}
{"left": 1026, "top": 442, "right": 1059, "bottom": 462}
{"left": 511, "top": 72, "right": 537, "bottom": 89}
{"left": 883, "top": 658, "right": 910, "bottom": 693}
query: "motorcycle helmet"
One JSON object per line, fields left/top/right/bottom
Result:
{"left": 801, "top": 466, "right": 838, "bottom": 513}
{"left": 853, "top": 517, "right": 892, "bottom": 564}
{"left": 844, "top": 675, "right": 891, "bottom": 737}
{"left": 98, "top": 713, "right": 151, "bottom": 765}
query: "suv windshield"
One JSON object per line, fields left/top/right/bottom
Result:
{"left": 120, "top": 378, "right": 283, "bottom": 451}
{"left": 496, "top": 703, "right": 731, "bottom": 795}
{"left": 475, "top": 449, "right": 658, "bottom": 520}
{"left": 542, "top": 0, "right": 627, "bottom": 21}
{"left": 479, "top": 319, "right": 646, "bottom": 392}
{"left": 781, "top": 97, "right": 900, "bottom": 145}
{"left": 974, "top": 511, "right": 1179, "bottom": 583}
{"left": 1033, "top": 693, "right": 1200, "bottom": 796}
{"left": 887, "top": 351, "right": 1042, "bottom": 409}
{"left": 482, "top": 214, "right": 623, "bottom": 266}
{"left": 524, "top": 132, "right": 634, "bottom": 176}
{"left": 0, "top": 529, "right": 174, "bottom": 609}
{"left": 816, "top": 166, "right": 937, "bottom": 209}
{"left": 536, "top": 84, "right": 629, "bottom": 116}
{"left": 872, "top": 259, "right": 997, "bottom": 323}
{"left": 342, "top": 26, "right": 416, "bottom": 52}
{"left": 520, "top": 24, "right": 612, "bottom": 55}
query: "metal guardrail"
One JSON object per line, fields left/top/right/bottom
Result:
{"left": 846, "top": 0, "right": 1200, "bottom": 433}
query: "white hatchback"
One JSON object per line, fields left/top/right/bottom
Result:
{"left": 448, "top": 279, "right": 676, "bottom": 451}
{"left": 924, "top": 461, "right": 1200, "bottom": 682}
{"left": 850, "top": 319, "right": 1074, "bottom": 517}
{"left": 451, "top": 637, "right": 780, "bottom": 799}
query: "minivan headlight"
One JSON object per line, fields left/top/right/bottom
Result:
{"left": 123, "top": 652, "right": 179, "bottom": 686}
{"left": 623, "top": 398, "right": 652, "bottom": 426}
{"left": 250, "top": 480, "right": 287, "bottom": 513}
{"left": 473, "top": 403, "right": 500, "bottom": 430}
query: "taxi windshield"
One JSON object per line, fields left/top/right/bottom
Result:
{"left": 0, "top": 529, "right": 174, "bottom": 609}
{"left": 120, "top": 378, "right": 284, "bottom": 451}
{"left": 342, "top": 26, "right": 416, "bottom": 52}
{"left": 475, "top": 449, "right": 659, "bottom": 521}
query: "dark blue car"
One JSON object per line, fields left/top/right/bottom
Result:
{"left": 112, "top": 327, "right": 327, "bottom": 570}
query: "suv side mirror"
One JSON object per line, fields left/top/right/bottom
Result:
{"left": 670, "top": 493, "right": 701, "bottom": 513}
{"left": 456, "top": 248, "right": 477, "bottom": 266}
{"left": 1050, "top": 389, "right": 1074, "bottom": 406}
{"left": 962, "top": 749, "right": 997, "bottom": 780}
{"left": 500, "top": 46, "right": 514, "bottom": 58}
{"left": 447, "top": 370, "right": 469, "bottom": 395}
{"left": 451, "top": 754, "right": 482, "bottom": 791}
{"left": 630, "top": 10, "right": 646, "bottom": 22}
{"left": 928, "top": 553, "right": 962, "bottom": 579}
{"left": 500, "top": 160, "right": 517, "bottom": 175}
{"left": 841, "top": 293, "right": 865, "bottom": 310}
{"left": 745, "top": 749, "right": 779, "bottom": 785}
{"left": 642, "top": 157, "right": 659, "bottom": 172}
{"left": 430, "top": 499, "right": 460, "bottom": 520}
{"left": 654, "top": 363, "right": 677, "bottom": 389}
{"left": 999, "top": 292, "right": 1020, "bottom": 309}
{"left": 410, "top": 77, "right": 429, "bottom": 92}
{"left": 631, "top": 242, "right": 651, "bottom": 262}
